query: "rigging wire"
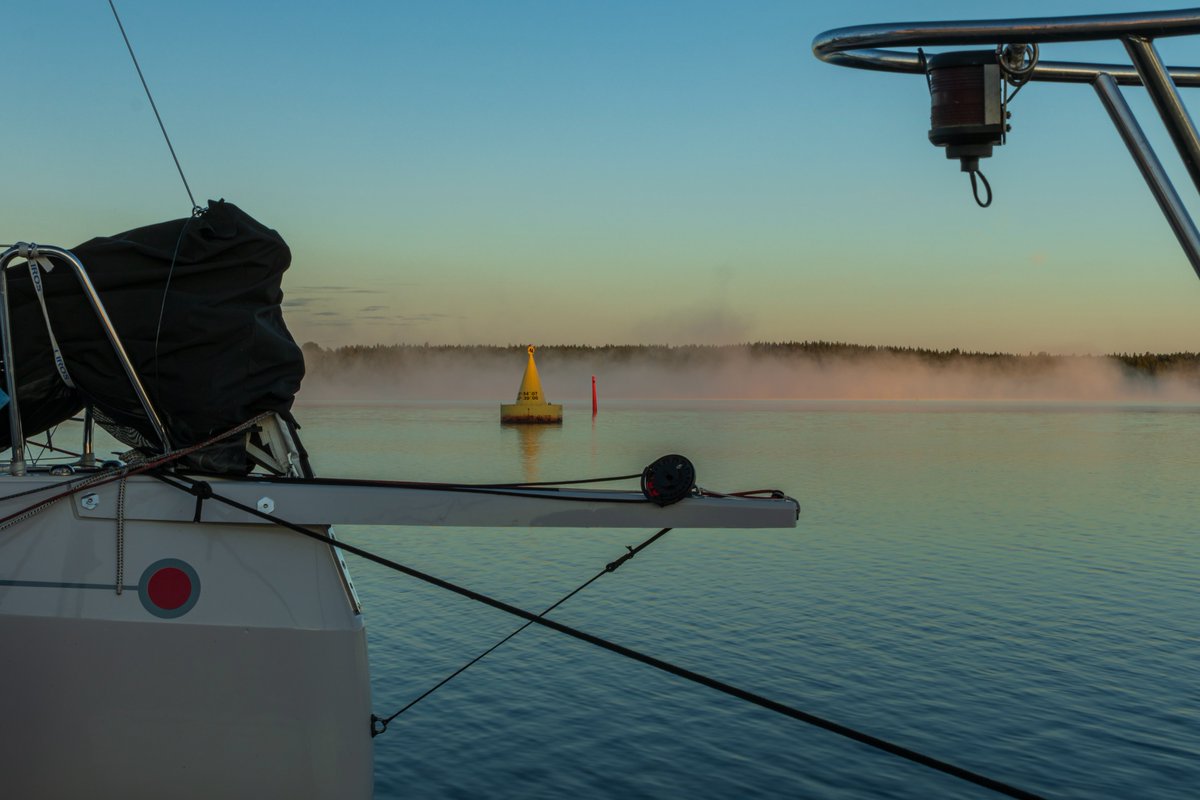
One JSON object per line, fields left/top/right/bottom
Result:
{"left": 28, "top": 426, "right": 52, "bottom": 466}
{"left": 27, "top": 437, "right": 80, "bottom": 460}
{"left": 153, "top": 215, "right": 196, "bottom": 387}
{"left": 0, "top": 413, "right": 271, "bottom": 530}
{"left": 27, "top": 426, "right": 76, "bottom": 466}
{"left": 154, "top": 473, "right": 1045, "bottom": 800}
{"left": 106, "top": 0, "right": 201, "bottom": 215}
{"left": 370, "top": 526, "right": 674, "bottom": 736}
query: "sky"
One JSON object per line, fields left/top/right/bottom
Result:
{"left": 1, "top": 1, "right": 1198, "bottom": 354}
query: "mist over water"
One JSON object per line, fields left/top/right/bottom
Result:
{"left": 296, "top": 349, "right": 1200, "bottom": 405}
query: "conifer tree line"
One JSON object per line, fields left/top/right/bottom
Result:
{"left": 299, "top": 341, "right": 1199, "bottom": 381}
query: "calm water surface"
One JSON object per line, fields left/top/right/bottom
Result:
{"left": 296, "top": 400, "right": 1198, "bottom": 800}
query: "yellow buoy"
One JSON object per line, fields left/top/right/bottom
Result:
{"left": 500, "top": 346, "right": 563, "bottom": 424}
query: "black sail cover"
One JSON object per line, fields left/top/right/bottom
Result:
{"left": 0, "top": 200, "right": 304, "bottom": 473}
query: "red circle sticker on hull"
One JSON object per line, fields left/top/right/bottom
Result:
{"left": 138, "top": 559, "right": 200, "bottom": 618}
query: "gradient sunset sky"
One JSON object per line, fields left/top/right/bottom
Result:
{"left": 2, "top": 1, "right": 1197, "bottom": 353}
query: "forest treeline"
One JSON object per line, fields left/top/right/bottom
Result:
{"left": 300, "top": 340, "right": 1200, "bottom": 382}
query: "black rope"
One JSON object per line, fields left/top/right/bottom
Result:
{"left": 154, "top": 473, "right": 1044, "bottom": 800}
{"left": 970, "top": 170, "right": 993, "bottom": 208}
{"left": 166, "top": 473, "right": 656, "bottom": 504}
{"left": 0, "top": 464, "right": 668, "bottom": 523}
{"left": 0, "top": 473, "right": 90, "bottom": 505}
{"left": 370, "top": 526, "right": 673, "bottom": 736}
{"left": 0, "top": 415, "right": 270, "bottom": 525}
{"left": 190, "top": 479, "right": 213, "bottom": 522}
{"left": 107, "top": 0, "right": 201, "bottom": 214}
{"left": 0, "top": 449, "right": 646, "bottom": 508}
{"left": 483, "top": 472, "right": 640, "bottom": 488}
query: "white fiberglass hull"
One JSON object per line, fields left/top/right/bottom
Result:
{"left": 0, "top": 479, "right": 373, "bottom": 799}
{"left": 5, "top": 616, "right": 371, "bottom": 798}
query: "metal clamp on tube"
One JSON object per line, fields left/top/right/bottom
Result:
{"left": 0, "top": 244, "right": 172, "bottom": 474}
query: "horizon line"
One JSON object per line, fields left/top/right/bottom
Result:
{"left": 297, "top": 340, "right": 1200, "bottom": 359}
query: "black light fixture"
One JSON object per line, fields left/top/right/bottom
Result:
{"left": 927, "top": 50, "right": 1007, "bottom": 174}
{"left": 921, "top": 44, "right": 1037, "bottom": 207}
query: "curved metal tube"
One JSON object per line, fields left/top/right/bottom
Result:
{"left": 1125, "top": 36, "right": 1200, "bottom": 189}
{"left": 1093, "top": 73, "right": 1200, "bottom": 278}
{"left": 0, "top": 244, "right": 171, "bottom": 464}
{"left": 813, "top": 8, "right": 1200, "bottom": 86}
{"left": 0, "top": 266, "right": 24, "bottom": 474}
{"left": 817, "top": 49, "right": 1200, "bottom": 87}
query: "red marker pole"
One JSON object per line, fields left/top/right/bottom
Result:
{"left": 592, "top": 375, "right": 598, "bottom": 416}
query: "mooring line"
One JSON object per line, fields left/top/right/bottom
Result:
{"left": 369, "top": 526, "right": 674, "bottom": 736}
{"left": 155, "top": 472, "right": 1045, "bottom": 800}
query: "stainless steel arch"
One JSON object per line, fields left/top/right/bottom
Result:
{"left": 812, "top": 8, "right": 1200, "bottom": 86}
{"left": 812, "top": 7, "right": 1200, "bottom": 281}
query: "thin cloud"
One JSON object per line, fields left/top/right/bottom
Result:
{"left": 293, "top": 286, "right": 374, "bottom": 294}
{"left": 390, "top": 313, "right": 462, "bottom": 323}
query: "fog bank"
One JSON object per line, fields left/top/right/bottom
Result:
{"left": 296, "top": 348, "right": 1200, "bottom": 405}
